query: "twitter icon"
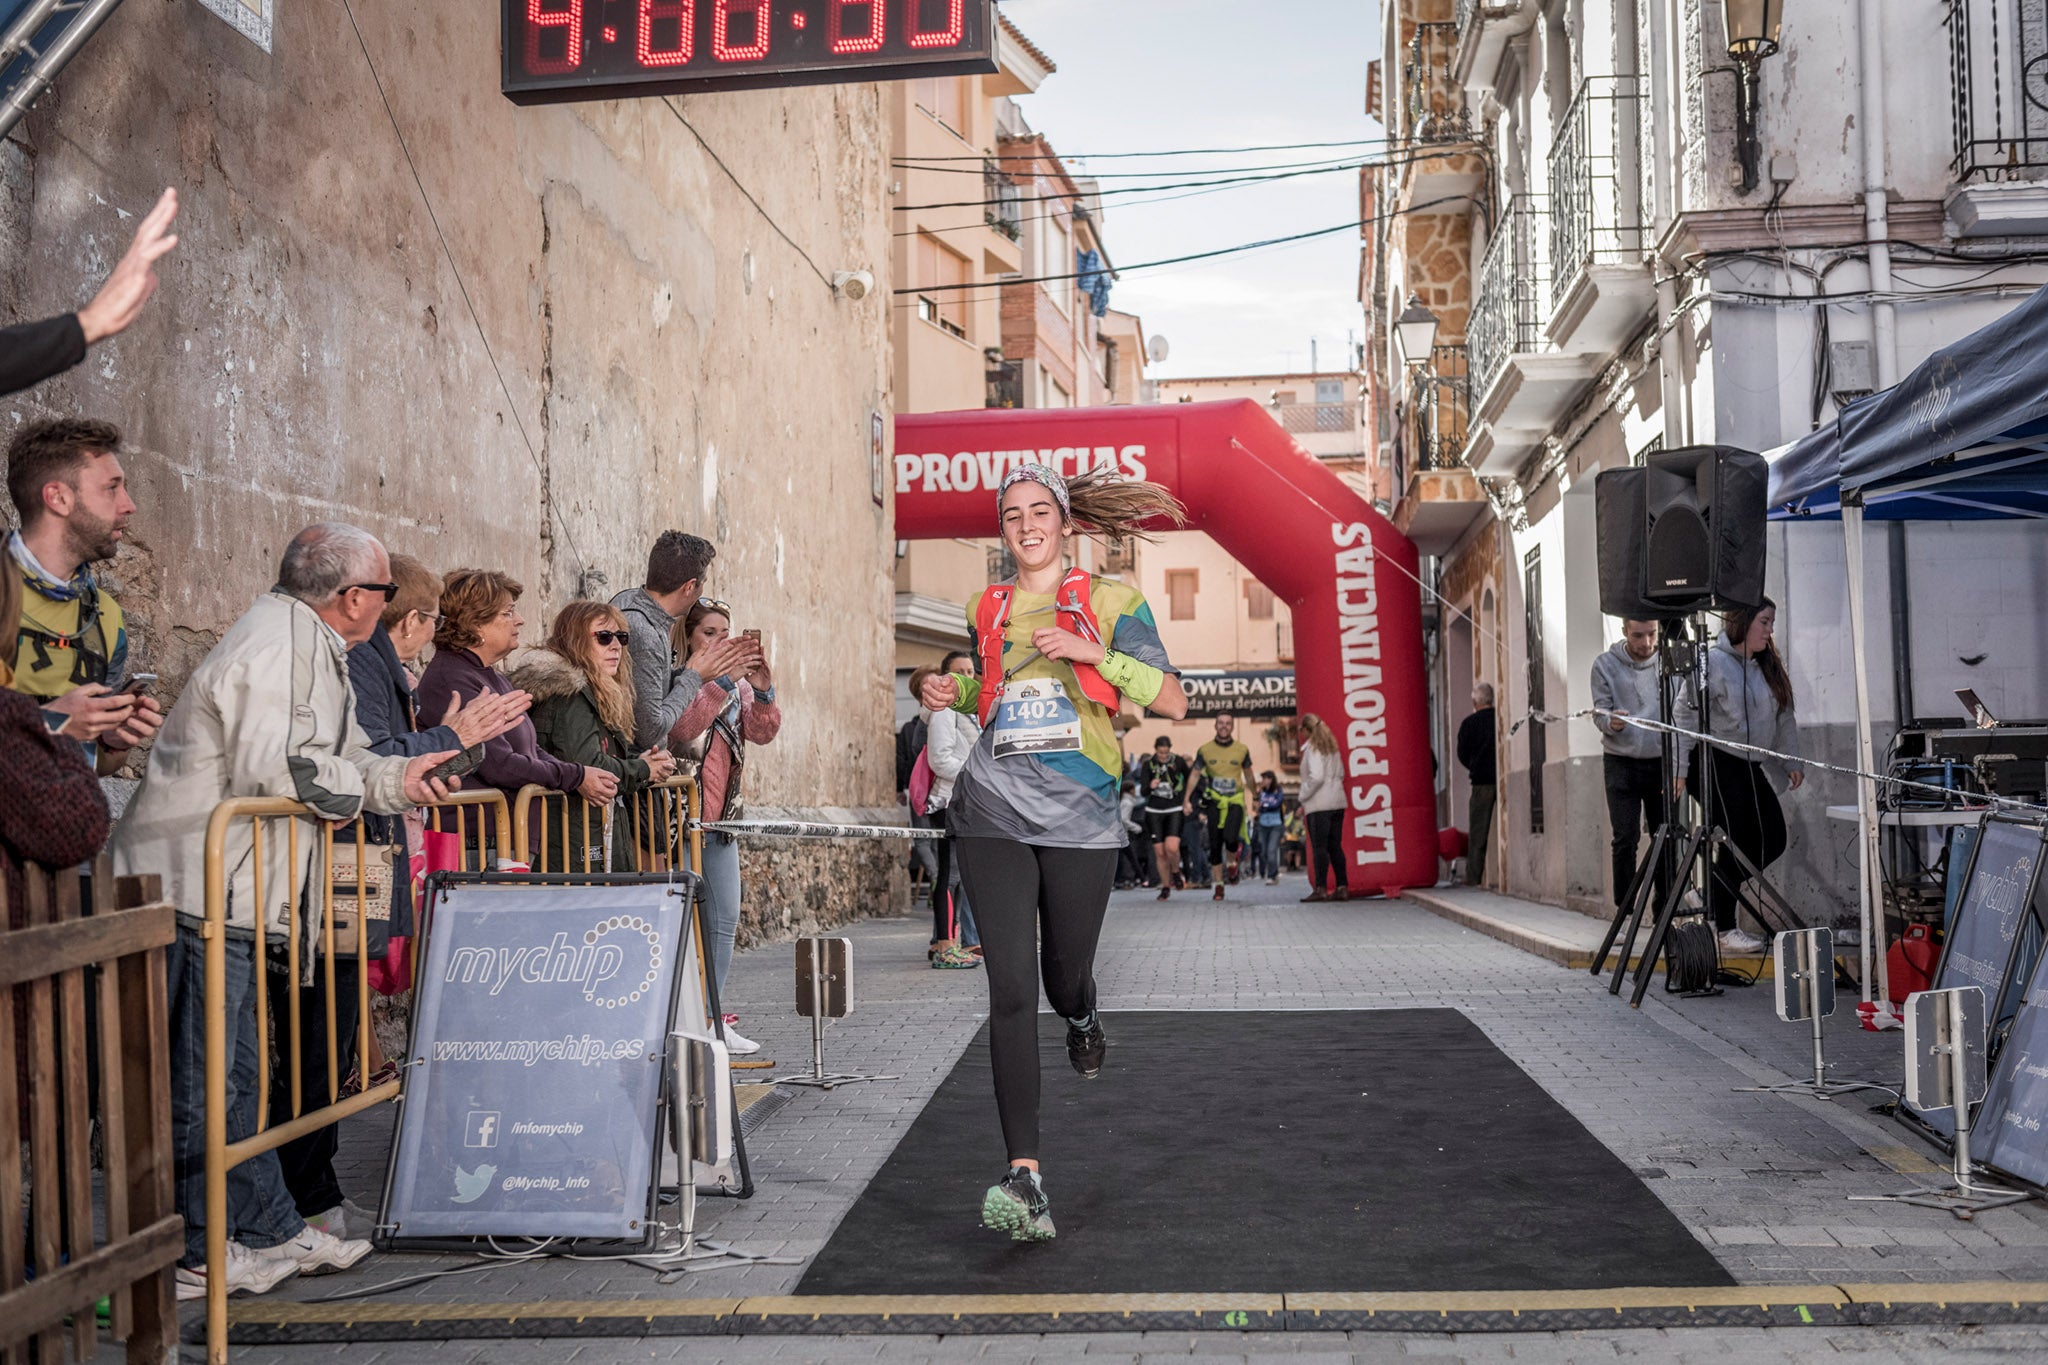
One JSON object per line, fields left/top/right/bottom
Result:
{"left": 451, "top": 1163, "right": 496, "bottom": 1204}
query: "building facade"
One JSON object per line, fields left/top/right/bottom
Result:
{"left": 1367, "top": 0, "right": 2048, "bottom": 916}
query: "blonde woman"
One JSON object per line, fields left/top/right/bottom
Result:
{"left": 918, "top": 463, "right": 1188, "bottom": 1241}
{"left": 1294, "top": 712, "right": 1348, "bottom": 903}
{"left": 508, "top": 601, "right": 676, "bottom": 870}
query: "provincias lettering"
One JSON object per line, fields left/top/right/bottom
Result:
{"left": 1333, "top": 521, "right": 1395, "bottom": 866}
{"left": 894, "top": 444, "right": 1150, "bottom": 493}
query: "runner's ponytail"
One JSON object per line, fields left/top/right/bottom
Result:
{"left": 1063, "top": 466, "right": 1189, "bottom": 543}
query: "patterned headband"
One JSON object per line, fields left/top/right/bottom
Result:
{"left": 996, "top": 462, "right": 1071, "bottom": 521}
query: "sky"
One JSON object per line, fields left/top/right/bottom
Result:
{"left": 996, "top": 0, "right": 1384, "bottom": 380}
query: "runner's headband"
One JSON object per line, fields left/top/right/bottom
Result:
{"left": 996, "top": 463, "right": 1070, "bottom": 522}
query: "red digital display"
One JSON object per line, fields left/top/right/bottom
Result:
{"left": 503, "top": 0, "right": 996, "bottom": 103}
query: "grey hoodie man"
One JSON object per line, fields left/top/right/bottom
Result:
{"left": 1589, "top": 638, "right": 1665, "bottom": 760}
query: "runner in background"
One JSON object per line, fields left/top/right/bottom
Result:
{"left": 1191, "top": 715, "right": 1253, "bottom": 900}
{"left": 919, "top": 462, "right": 1188, "bottom": 1243}
{"left": 1136, "top": 734, "right": 1190, "bottom": 900}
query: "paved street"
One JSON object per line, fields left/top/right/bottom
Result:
{"left": 180, "top": 874, "right": 2048, "bottom": 1362}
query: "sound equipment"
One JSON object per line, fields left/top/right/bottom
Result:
{"left": 1595, "top": 446, "right": 1769, "bottom": 618}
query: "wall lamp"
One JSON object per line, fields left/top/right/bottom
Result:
{"left": 1394, "top": 294, "right": 1440, "bottom": 368}
{"left": 1721, "top": 0, "right": 1784, "bottom": 195}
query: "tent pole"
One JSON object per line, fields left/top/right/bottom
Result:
{"left": 1842, "top": 503, "right": 1887, "bottom": 1004}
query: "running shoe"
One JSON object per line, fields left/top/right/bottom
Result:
{"left": 720, "top": 1014, "right": 762, "bottom": 1055}
{"left": 1156, "top": 884, "right": 1170, "bottom": 901}
{"left": 1066, "top": 1013, "right": 1106, "bottom": 1078}
{"left": 258, "top": 1224, "right": 371, "bottom": 1275}
{"left": 981, "top": 1165, "right": 1055, "bottom": 1242}
{"left": 931, "top": 943, "right": 980, "bottom": 969}
{"left": 174, "top": 1242, "right": 299, "bottom": 1301}
{"left": 1212, "top": 883, "right": 1225, "bottom": 901}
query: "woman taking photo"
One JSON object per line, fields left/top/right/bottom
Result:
{"left": 669, "top": 598, "right": 777, "bottom": 1054}
{"left": 509, "top": 601, "right": 678, "bottom": 871}
{"left": 1676, "top": 597, "right": 1803, "bottom": 955}
{"left": 919, "top": 462, "right": 1187, "bottom": 1242}
{"left": 1295, "top": 713, "right": 1348, "bottom": 902}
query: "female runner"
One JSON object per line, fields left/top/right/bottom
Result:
{"left": 919, "top": 462, "right": 1188, "bottom": 1242}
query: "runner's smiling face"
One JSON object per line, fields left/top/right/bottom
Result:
{"left": 999, "top": 481, "right": 1067, "bottom": 575}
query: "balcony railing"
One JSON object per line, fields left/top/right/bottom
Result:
{"left": 1454, "top": 0, "right": 1520, "bottom": 52}
{"left": 1278, "top": 401, "right": 1352, "bottom": 435}
{"left": 1946, "top": 0, "right": 2048, "bottom": 182}
{"left": 985, "top": 160, "right": 1023, "bottom": 240}
{"left": 1403, "top": 344, "right": 1471, "bottom": 481}
{"left": 1547, "top": 75, "right": 1646, "bottom": 312}
{"left": 1404, "top": 21, "right": 1470, "bottom": 143}
{"left": 1468, "top": 194, "right": 1548, "bottom": 400}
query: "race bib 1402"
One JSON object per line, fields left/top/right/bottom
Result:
{"left": 992, "top": 677, "right": 1083, "bottom": 759}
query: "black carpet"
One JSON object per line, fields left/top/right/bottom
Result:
{"left": 797, "top": 1009, "right": 1731, "bottom": 1295}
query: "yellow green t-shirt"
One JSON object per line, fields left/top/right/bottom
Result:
{"left": 1195, "top": 739, "right": 1252, "bottom": 803}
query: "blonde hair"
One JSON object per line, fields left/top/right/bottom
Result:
{"left": 1004, "top": 465, "right": 1188, "bottom": 543}
{"left": 546, "top": 601, "right": 636, "bottom": 739}
{"left": 1298, "top": 712, "right": 1339, "bottom": 756}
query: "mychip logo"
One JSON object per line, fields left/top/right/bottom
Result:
{"left": 443, "top": 918, "right": 663, "bottom": 1008}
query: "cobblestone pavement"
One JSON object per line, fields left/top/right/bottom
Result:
{"left": 159, "top": 872, "right": 2048, "bottom": 1362}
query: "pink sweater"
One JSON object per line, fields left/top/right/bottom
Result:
{"left": 668, "top": 679, "right": 781, "bottom": 821}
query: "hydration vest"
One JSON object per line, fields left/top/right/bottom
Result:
{"left": 12, "top": 563, "right": 122, "bottom": 701}
{"left": 972, "top": 568, "right": 1121, "bottom": 726}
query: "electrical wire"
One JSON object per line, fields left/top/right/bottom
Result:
{"left": 893, "top": 135, "right": 1398, "bottom": 162}
{"left": 894, "top": 150, "right": 1387, "bottom": 179}
{"left": 893, "top": 157, "right": 1376, "bottom": 213}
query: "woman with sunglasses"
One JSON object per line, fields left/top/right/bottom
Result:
{"left": 508, "top": 601, "right": 677, "bottom": 871}
{"left": 668, "top": 597, "right": 776, "bottom": 1054}
{"left": 919, "top": 463, "right": 1187, "bottom": 1242}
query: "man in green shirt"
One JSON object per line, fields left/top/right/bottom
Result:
{"left": 1191, "top": 715, "right": 1253, "bottom": 900}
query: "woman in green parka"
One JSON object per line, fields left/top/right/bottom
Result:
{"left": 507, "top": 600, "right": 677, "bottom": 870}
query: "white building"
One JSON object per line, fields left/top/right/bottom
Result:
{"left": 1367, "top": 0, "right": 2048, "bottom": 917}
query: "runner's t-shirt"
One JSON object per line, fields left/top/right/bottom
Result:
{"left": 947, "top": 578, "right": 1177, "bottom": 849}
{"left": 1195, "top": 739, "right": 1252, "bottom": 803}
{"left": 1139, "top": 754, "right": 1190, "bottom": 813}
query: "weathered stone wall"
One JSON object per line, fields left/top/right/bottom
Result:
{"left": 2, "top": 0, "right": 905, "bottom": 928}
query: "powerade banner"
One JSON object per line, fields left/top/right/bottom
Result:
{"left": 1178, "top": 669, "right": 1297, "bottom": 720}
{"left": 383, "top": 882, "right": 689, "bottom": 1241}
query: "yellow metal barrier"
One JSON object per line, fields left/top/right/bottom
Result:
{"left": 511, "top": 776, "right": 701, "bottom": 875}
{"left": 200, "top": 787, "right": 510, "bottom": 1364}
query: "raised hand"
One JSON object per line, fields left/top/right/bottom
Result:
{"left": 78, "top": 188, "right": 179, "bottom": 344}
{"left": 443, "top": 688, "right": 532, "bottom": 748}
{"left": 920, "top": 671, "right": 960, "bottom": 712}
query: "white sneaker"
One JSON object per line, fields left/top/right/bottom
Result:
{"left": 1265, "top": 877, "right": 1279, "bottom": 886}
{"left": 305, "top": 1198, "right": 376, "bottom": 1242}
{"left": 175, "top": 1241, "right": 299, "bottom": 1300}
{"left": 720, "top": 1023, "right": 761, "bottom": 1055}
{"left": 1719, "top": 928, "right": 1766, "bottom": 955}
{"left": 261, "top": 1223, "right": 372, "bottom": 1275}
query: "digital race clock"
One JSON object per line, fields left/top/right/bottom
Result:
{"left": 502, "top": 0, "right": 998, "bottom": 103}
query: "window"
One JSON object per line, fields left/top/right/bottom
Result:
{"left": 1165, "top": 570, "right": 1198, "bottom": 621}
{"left": 1045, "top": 214, "right": 1072, "bottom": 316}
{"left": 913, "top": 76, "right": 965, "bottom": 136}
{"left": 1315, "top": 379, "right": 1344, "bottom": 406}
{"left": 1244, "top": 579, "right": 1275, "bottom": 620}
{"left": 914, "top": 232, "right": 969, "bottom": 340}
{"left": 1523, "top": 547, "right": 1545, "bottom": 835}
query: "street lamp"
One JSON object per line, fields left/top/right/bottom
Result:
{"left": 1395, "top": 294, "right": 1439, "bottom": 368}
{"left": 1720, "top": 0, "right": 1784, "bottom": 194}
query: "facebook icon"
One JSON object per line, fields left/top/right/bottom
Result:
{"left": 464, "top": 1111, "right": 501, "bottom": 1148}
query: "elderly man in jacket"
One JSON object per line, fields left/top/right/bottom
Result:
{"left": 113, "top": 522, "right": 466, "bottom": 1299}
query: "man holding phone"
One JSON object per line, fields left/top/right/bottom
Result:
{"left": 6, "top": 417, "right": 164, "bottom": 766}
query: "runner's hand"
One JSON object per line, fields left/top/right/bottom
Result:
{"left": 1030, "top": 627, "right": 1105, "bottom": 667}
{"left": 920, "top": 671, "right": 959, "bottom": 712}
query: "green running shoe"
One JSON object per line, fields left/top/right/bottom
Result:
{"left": 981, "top": 1165, "right": 1055, "bottom": 1242}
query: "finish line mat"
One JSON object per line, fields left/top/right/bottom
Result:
{"left": 797, "top": 1008, "right": 1733, "bottom": 1296}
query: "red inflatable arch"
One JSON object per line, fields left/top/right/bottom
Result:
{"left": 894, "top": 399, "right": 1436, "bottom": 894}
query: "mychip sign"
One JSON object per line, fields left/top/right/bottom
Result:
{"left": 1177, "top": 669, "right": 1297, "bottom": 720}
{"left": 382, "top": 881, "right": 691, "bottom": 1243}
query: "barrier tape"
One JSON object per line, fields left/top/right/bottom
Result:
{"left": 694, "top": 819, "right": 948, "bottom": 841}
{"left": 1510, "top": 707, "right": 2048, "bottom": 818}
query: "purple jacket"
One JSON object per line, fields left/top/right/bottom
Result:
{"left": 416, "top": 646, "right": 581, "bottom": 795}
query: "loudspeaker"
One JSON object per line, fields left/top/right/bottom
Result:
{"left": 1595, "top": 445, "right": 1767, "bottom": 618}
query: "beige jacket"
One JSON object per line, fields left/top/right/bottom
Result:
{"left": 112, "top": 591, "right": 413, "bottom": 939}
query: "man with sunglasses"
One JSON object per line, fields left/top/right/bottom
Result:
{"left": 114, "top": 522, "right": 481, "bottom": 1299}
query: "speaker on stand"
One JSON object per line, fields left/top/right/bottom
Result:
{"left": 1590, "top": 446, "right": 1789, "bottom": 1002}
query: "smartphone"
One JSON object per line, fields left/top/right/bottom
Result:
{"left": 426, "top": 747, "right": 480, "bottom": 784}
{"left": 121, "top": 673, "right": 158, "bottom": 696}
{"left": 741, "top": 628, "right": 762, "bottom": 644}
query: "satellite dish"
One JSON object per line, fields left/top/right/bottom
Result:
{"left": 1146, "top": 334, "right": 1170, "bottom": 364}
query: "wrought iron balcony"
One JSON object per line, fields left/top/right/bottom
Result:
{"left": 1467, "top": 194, "right": 1548, "bottom": 401}
{"left": 1547, "top": 75, "right": 1646, "bottom": 313}
{"left": 1946, "top": 0, "right": 2048, "bottom": 182}
{"left": 984, "top": 160, "right": 1023, "bottom": 240}
{"left": 1401, "top": 344, "right": 1471, "bottom": 482}
{"left": 1404, "top": 21, "right": 1470, "bottom": 143}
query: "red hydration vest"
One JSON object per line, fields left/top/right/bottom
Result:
{"left": 972, "top": 568, "right": 1122, "bottom": 726}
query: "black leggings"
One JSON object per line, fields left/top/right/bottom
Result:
{"left": 1695, "top": 750, "right": 1786, "bottom": 932}
{"left": 930, "top": 808, "right": 963, "bottom": 942}
{"left": 954, "top": 837, "right": 1118, "bottom": 1162}
{"left": 1204, "top": 796, "right": 1245, "bottom": 870}
{"left": 1306, "top": 809, "right": 1347, "bottom": 891}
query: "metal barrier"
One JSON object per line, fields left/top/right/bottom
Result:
{"left": 200, "top": 787, "right": 510, "bottom": 1364}
{"left": 511, "top": 776, "right": 701, "bottom": 876}
{"left": 1, "top": 853, "right": 179, "bottom": 1365}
